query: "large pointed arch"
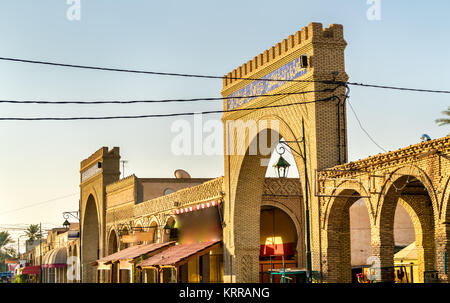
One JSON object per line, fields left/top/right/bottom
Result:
{"left": 81, "top": 194, "right": 100, "bottom": 283}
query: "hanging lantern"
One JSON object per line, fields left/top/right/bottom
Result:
{"left": 62, "top": 219, "right": 70, "bottom": 229}
{"left": 273, "top": 148, "right": 290, "bottom": 178}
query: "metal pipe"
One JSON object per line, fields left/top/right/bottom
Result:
{"left": 302, "top": 118, "right": 312, "bottom": 283}
{"left": 336, "top": 96, "right": 342, "bottom": 164}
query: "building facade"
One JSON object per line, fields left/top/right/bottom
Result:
{"left": 79, "top": 22, "right": 450, "bottom": 283}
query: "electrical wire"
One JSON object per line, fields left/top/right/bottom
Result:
{"left": 347, "top": 99, "right": 387, "bottom": 153}
{"left": 0, "top": 87, "right": 339, "bottom": 105}
{"left": 0, "top": 193, "right": 78, "bottom": 215}
{"left": 0, "top": 56, "right": 323, "bottom": 84}
{"left": 347, "top": 81, "right": 450, "bottom": 94}
{"left": 1, "top": 56, "right": 450, "bottom": 94}
{"left": 0, "top": 95, "right": 337, "bottom": 121}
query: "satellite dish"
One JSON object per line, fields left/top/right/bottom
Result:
{"left": 420, "top": 134, "right": 431, "bottom": 142}
{"left": 174, "top": 169, "right": 191, "bottom": 179}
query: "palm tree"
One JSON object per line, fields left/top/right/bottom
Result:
{"left": 24, "top": 224, "right": 42, "bottom": 241}
{"left": 0, "top": 231, "right": 13, "bottom": 252}
{"left": 0, "top": 231, "right": 14, "bottom": 272}
{"left": 435, "top": 106, "right": 450, "bottom": 126}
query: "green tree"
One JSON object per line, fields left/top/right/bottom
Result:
{"left": 0, "top": 231, "right": 13, "bottom": 252}
{"left": 24, "top": 224, "right": 42, "bottom": 241}
{"left": 3, "top": 247, "right": 16, "bottom": 259}
{"left": 435, "top": 106, "right": 450, "bottom": 127}
{"left": 0, "top": 231, "right": 14, "bottom": 272}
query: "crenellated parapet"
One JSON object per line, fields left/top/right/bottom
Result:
{"left": 80, "top": 146, "right": 120, "bottom": 170}
{"left": 222, "top": 22, "right": 346, "bottom": 90}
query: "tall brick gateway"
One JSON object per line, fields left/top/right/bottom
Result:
{"left": 221, "top": 22, "right": 348, "bottom": 282}
{"left": 79, "top": 22, "right": 450, "bottom": 283}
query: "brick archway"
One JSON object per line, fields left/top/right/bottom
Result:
{"left": 223, "top": 118, "right": 308, "bottom": 282}
{"left": 376, "top": 171, "right": 437, "bottom": 283}
{"left": 107, "top": 229, "right": 119, "bottom": 255}
{"left": 261, "top": 200, "right": 304, "bottom": 270}
{"left": 81, "top": 194, "right": 100, "bottom": 283}
{"left": 322, "top": 182, "right": 373, "bottom": 283}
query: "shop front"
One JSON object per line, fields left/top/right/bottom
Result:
{"left": 137, "top": 240, "right": 222, "bottom": 283}
{"left": 21, "top": 266, "right": 41, "bottom": 283}
{"left": 93, "top": 241, "right": 175, "bottom": 283}
{"left": 42, "top": 247, "right": 68, "bottom": 283}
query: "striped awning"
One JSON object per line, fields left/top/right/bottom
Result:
{"left": 174, "top": 200, "right": 220, "bottom": 215}
{"left": 93, "top": 241, "right": 175, "bottom": 266}
{"left": 42, "top": 247, "right": 67, "bottom": 268}
{"left": 137, "top": 240, "right": 221, "bottom": 268}
{"left": 22, "top": 266, "right": 41, "bottom": 275}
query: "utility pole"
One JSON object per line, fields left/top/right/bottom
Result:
{"left": 302, "top": 118, "right": 312, "bottom": 283}
{"left": 39, "top": 223, "right": 42, "bottom": 283}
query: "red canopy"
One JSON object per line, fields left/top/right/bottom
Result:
{"left": 21, "top": 266, "right": 41, "bottom": 275}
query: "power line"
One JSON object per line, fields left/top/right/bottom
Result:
{"left": 347, "top": 82, "right": 450, "bottom": 94}
{"left": 0, "top": 56, "right": 323, "bottom": 84}
{"left": 0, "top": 87, "right": 339, "bottom": 105}
{"left": 0, "top": 193, "right": 78, "bottom": 215}
{"left": 0, "top": 95, "right": 337, "bottom": 121}
{"left": 347, "top": 99, "right": 387, "bottom": 153}
{"left": 2, "top": 56, "right": 450, "bottom": 94}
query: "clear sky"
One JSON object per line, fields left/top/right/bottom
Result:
{"left": 0, "top": 1, "right": 449, "bottom": 250}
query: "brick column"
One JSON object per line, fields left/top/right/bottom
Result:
{"left": 435, "top": 223, "right": 450, "bottom": 282}
{"left": 370, "top": 226, "right": 395, "bottom": 282}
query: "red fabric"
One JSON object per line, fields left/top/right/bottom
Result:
{"left": 8, "top": 264, "right": 17, "bottom": 272}
{"left": 43, "top": 264, "right": 67, "bottom": 268}
{"left": 260, "top": 243, "right": 295, "bottom": 257}
{"left": 22, "top": 266, "right": 41, "bottom": 275}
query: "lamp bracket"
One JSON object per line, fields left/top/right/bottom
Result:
{"left": 279, "top": 141, "right": 304, "bottom": 158}
{"left": 63, "top": 211, "right": 80, "bottom": 221}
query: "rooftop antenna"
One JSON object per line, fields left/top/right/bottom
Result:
{"left": 121, "top": 160, "right": 128, "bottom": 179}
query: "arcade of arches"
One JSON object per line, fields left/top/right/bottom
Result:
{"left": 79, "top": 22, "right": 450, "bottom": 283}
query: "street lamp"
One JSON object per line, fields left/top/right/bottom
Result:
{"left": 63, "top": 219, "right": 70, "bottom": 229}
{"left": 276, "top": 119, "right": 312, "bottom": 283}
{"left": 163, "top": 223, "right": 171, "bottom": 235}
{"left": 273, "top": 146, "right": 291, "bottom": 178}
{"left": 62, "top": 211, "right": 80, "bottom": 283}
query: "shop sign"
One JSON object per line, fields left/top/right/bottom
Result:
{"left": 122, "top": 232, "right": 155, "bottom": 243}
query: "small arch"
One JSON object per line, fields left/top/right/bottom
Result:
{"left": 108, "top": 229, "right": 119, "bottom": 255}
{"left": 377, "top": 165, "right": 438, "bottom": 223}
{"left": 377, "top": 174, "right": 436, "bottom": 282}
{"left": 324, "top": 187, "right": 370, "bottom": 282}
{"left": 162, "top": 216, "right": 178, "bottom": 242}
{"left": 323, "top": 180, "right": 374, "bottom": 230}
{"left": 260, "top": 201, "right": 304, "bottom": 282}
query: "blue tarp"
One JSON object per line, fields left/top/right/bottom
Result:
{"left": 0, "top": 272, "right": 12, "bottom": 278}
